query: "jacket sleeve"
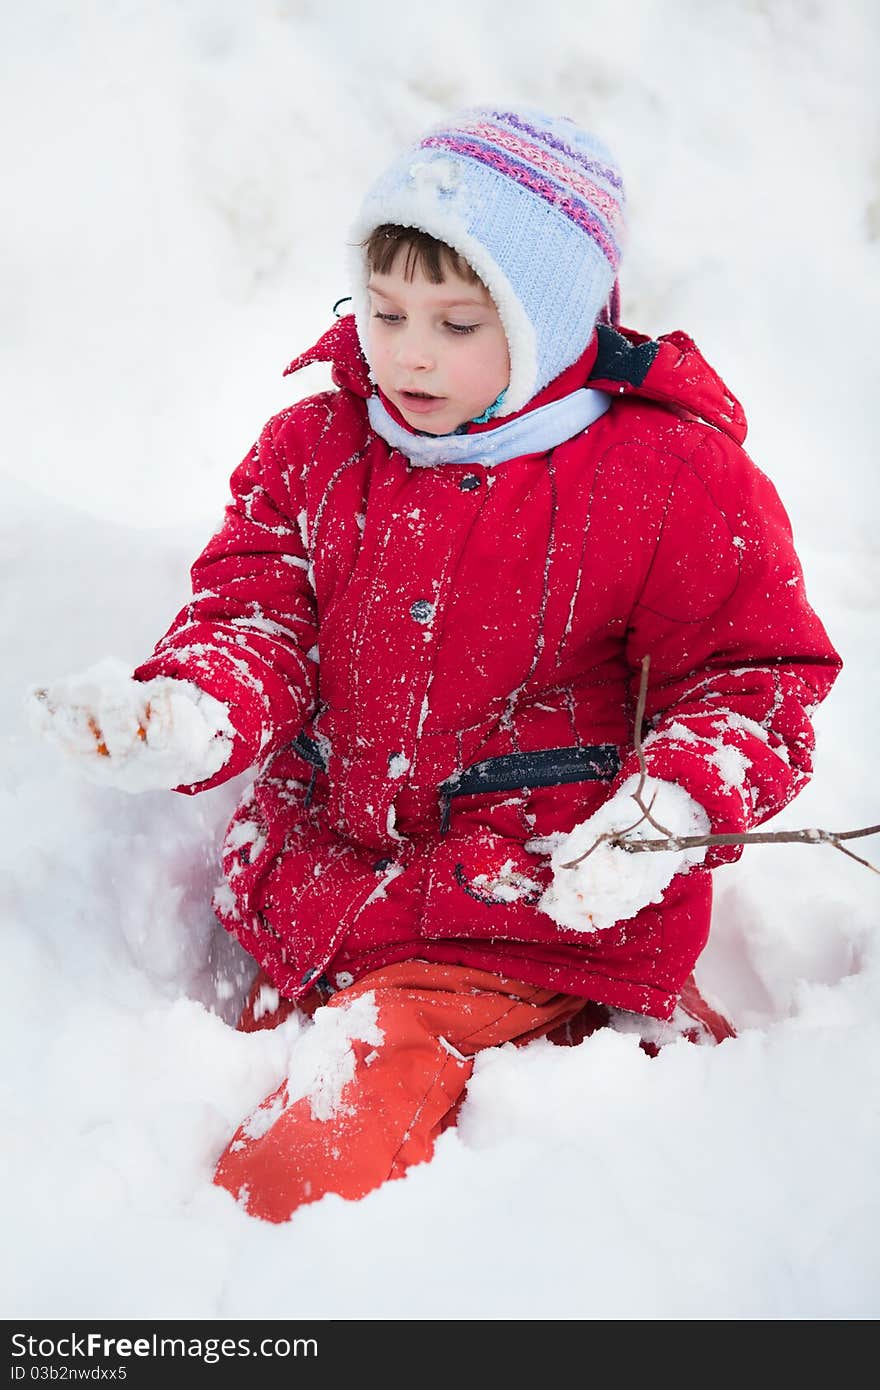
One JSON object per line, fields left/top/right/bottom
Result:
{"left": 614, "top": 428, "right": 842, "bottom": 867}
{"left": 134, "top": 406, "right": 319, "bottom": 792}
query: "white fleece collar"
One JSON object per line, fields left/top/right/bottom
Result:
{"left": 367, "top": 387, "right": 611, "bottom": 468}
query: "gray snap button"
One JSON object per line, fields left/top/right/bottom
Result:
{"left": 409, "top": 599, "right": 435, "bottom": 623}
{"left": 459, "top": 473, "right": 481, "bottom": 491}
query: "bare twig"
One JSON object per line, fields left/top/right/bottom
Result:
{"left": 614, "top": 825, "right": 880, "bottom": 873}
{"left": 560, "top": 653, "right": 880, "bottom": 874}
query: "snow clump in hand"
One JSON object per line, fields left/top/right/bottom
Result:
{"left": 26, "top": 656, "right": 234, "bottom": 793}
{"left": 536, "top": 776, "right": 711, "bottom": 933}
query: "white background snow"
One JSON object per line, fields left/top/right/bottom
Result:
{"left": 2, "top": 0, "right": 879, "bottom": 1320}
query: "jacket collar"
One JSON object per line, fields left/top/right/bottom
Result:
{"left": 588, "top": 323, "right": 747, "bottom": 443}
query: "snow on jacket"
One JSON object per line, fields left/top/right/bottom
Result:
{"left": 134, "top": 315, "right": 842, "bottom": 1018}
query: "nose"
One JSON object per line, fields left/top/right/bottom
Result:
{"left": 394, "top": 324, "right": 435, "bottom": 372}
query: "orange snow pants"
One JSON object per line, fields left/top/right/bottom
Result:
{"left": 214, "top": 961, "right": 735, "bottom": 1224}
{"left": 213, "top": 961, "right": 586, "bottom": 1223}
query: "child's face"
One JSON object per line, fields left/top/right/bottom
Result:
{"left": 367, "top": 252, "right": 510, "bottom": 434}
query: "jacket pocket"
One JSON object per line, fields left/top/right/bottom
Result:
{"left": 423, "top": 744, "right": 624, "bottom": 947}
{"left": 420, "top": 828, "right": 574, "bottom": 946}
{"left": 439, "top": 743, "right": 621, "bottom": 836}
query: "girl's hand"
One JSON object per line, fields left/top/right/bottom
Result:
{"left": 536, "top": 775, "right": 711, "bottom": 932}
{"left": 27, "top": 657, "right": 234, "bottom": 792}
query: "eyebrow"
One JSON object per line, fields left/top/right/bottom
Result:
{"left": 367, "top": 281, "right": 489, "bottom": 309}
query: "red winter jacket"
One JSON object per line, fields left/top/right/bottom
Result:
{"left": 135, "top": 316, "right": 841, "bottom": 1018}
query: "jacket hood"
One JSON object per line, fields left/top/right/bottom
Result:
{"left": 284, "top": 314, "right": 747, "bottom": 446}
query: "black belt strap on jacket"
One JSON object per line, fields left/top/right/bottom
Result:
{"left": 293, "top": 731, "right": 327, "bottom": 769}
{"left": 292, "top": 731, "right": 327, "bottom": 807}
{"left": 292, "top": 734, "right": 621, "bottom": 831}
{"left": 438, "top": 744, "right": 621, "bottom": 834}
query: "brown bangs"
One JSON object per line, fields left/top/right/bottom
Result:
{"left": 363, "top": 224, "right": 480, "bottom": 284}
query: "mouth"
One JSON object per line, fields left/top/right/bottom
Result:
{"left": 397, "top": 388, "right": 447, "bottom": 415}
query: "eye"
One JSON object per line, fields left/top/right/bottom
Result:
{"left": 446, "top": 322, "right": 478, "bottom": 335}
{"left": 372, "top": 310, "right": 403, "bottom": 324}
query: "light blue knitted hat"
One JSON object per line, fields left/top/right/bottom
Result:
{"left": 349, "top": 105, "right": 625, "bottom": 415}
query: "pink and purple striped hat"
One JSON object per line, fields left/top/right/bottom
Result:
{"left": 350, "top": 105, "right": 625, "bottom": 414}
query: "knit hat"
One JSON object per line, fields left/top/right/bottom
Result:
{"left": 349, "top": 105, "right": 625, "bottom": 415}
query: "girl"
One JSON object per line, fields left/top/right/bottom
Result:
{"left": 32, "top": 105, "right": 841, "bottom": 1222}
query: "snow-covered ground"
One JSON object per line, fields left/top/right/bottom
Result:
{"left": 2, "top": 0, "right": 879, "bottom": 1320}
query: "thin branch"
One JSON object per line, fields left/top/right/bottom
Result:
{"left": 633, "top": 653, "right": 650, "bottom": 788}
{"left": 613, "top": 825, "right": 880, "bottom": 874}
{"left": 629, "top": 654, "right": 679, "bottom": 837}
